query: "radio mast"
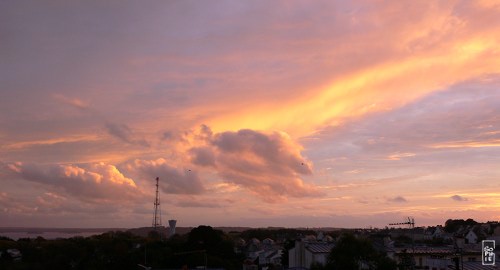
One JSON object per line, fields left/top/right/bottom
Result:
{"left": 152, "top": 177, "right": 162, "bottom": 229}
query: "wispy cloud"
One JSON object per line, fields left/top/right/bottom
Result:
{"left": 429, "top": 139, "right": 500, "bottom": 149}
{"left": 386, "top": 152, "right": 416, "bottom": 160}
{"left": 1, "top": 135, "right": 101, "bottom": 150}
{"left": 53, "top": 94, "right": 89, "bottom": 110}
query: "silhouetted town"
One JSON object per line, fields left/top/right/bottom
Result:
{"left": 1, "top": 218, "right": 499, "bottom": 270}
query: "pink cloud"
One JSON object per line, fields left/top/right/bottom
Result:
{"left": 5, "top": 162, "right": 143, "bottom": 203}
{"left": 188, "top": 126, "right": 323, "bottom": 202}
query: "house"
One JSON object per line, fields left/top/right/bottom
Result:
{"left": 423, "top": 226, "right": 450, "bottom": 241}
{"left": 245, "top": 238, "right": 262, "bottom": 260}
{"left": 288, "top": 240, "right": 335, "bottom": 269}
{"left": 433, "top": 226, "right": 445, "bottom": 238}
{"left": 448, "top": 261, "right": 500, "bottom": 270}
{"left": 486, "top": 235, "right": 500, "bottom": 243}
{"left": 262, "top": 238, "right": 275, "bottom": 245}
{"left": 259, "top": 249, "right": 283, "bottom": 266}
{"left": 454, "top": 236, "right": 466, "bottom": 249}
{"left": 6, "top": 249, "right": 22, "bottom": 262}
{"left": 394, "top": 246, "right": 482, "bottom": 270}
{"left": 242, "top": 237, "right": 283, "bottom": 268}
{"left": 371, "top": 235, "right": 395, "bottom": 258}
{"left": 493, "top": 226, "right": 500, "bottom": 236}
{"left": 234, "top": 237, "right": 246, "bottom": 254}
{"left": 465, "top": 230, "right": 478, "bottom": 244}
{"left": 480, "top": 223, "right": 492, "bottom": 234}
{"left": 243, "top": 258, "right": 258, "bottom": 270}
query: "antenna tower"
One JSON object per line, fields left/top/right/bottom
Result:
{"left": 389, "top": 217, "right": 416, "bottom": 270}
{"left": 152, "top": 177, "right": 162, "bottom": 229}
{"left": 389, "top": 216, "right": 415, "bottom": 229}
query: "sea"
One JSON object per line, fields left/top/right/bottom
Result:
{"left": 0, "top": 228, "right": 122, "bottom": 240}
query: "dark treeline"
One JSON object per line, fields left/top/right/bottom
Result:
{"left": 0, "top": 226, "right": 337, "bottom": 270}
{"left": 3, "top": 220, "right": 491, "bottom": 270}
{"left": 238, "top": 228, "right": 317, "bottom": 239}
{"left": 444, "top": 218, "right": 478, "bottom": 233}
{"left": 0, "top": 225, "right": 243, "bottom": 270}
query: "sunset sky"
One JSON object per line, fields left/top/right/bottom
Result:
{"left": 1, "top": 1, "right": 500, "bottom": 229}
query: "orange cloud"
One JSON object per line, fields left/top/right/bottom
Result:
{"left": 209, "top": 40, "right": 500, "bottom": 137}
{"left": 429, "top": 139, "right": 500, "bottom": 149}
{"left": 187, "top": 3, "right": 500, "bottom": 138}
{"left": 386, "top": 152, "right": 416, "bottom": 160}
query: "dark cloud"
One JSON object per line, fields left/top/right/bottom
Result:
{"left": 162, "top": 131, "right": 174, "bottom": 140}
{"left": 131, "top": 158, "right": 205, "bottom": 195}
{"left": 450, "top": 195, "right": 468, "bottom": 201}
{"left": 105, "top": 122, "right": 150, "bottom": 147}
{"left": 198, "top": 124, "right": 213, "bottom": 139}
{"left": 174, "top": 200, "right": 222, "bottom": 208}
{"left": 189, "top": 147, "right": 216, "bottom": 167}
{"left": 388, "top": 196, "right": 407, "bottom": 203}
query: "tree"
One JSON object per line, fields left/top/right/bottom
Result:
{"left": 327, "top": 234, "right": 396, "bottom": 270}
{"left": 188, "top": 225, "right": 224, "bottom": 248}
{"left": 444, "top": 219, "right": 478, "bottom": 233}
{"left": 185, "top": 226, "right": 241, "bottom": 269}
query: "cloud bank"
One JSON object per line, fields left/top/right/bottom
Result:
{"left": 5, "top": 162, "right": 142, "bottom": 203}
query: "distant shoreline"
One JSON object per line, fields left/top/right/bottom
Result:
{"left": 0, "top": 226, "right": 343, "bottom": 240}
{"left": 0, "top": 227, "right": 121, "bottom": 240}
{"left": 0, "top": 226, "right": 341, "bottom": 233}
{"left": 0, "top": 227, "right": 123, "bottom": 235}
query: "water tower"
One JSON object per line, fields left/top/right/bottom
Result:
{"left": 168, "top": 219, "right": 177, "bottom": 237}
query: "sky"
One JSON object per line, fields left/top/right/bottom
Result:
{"left": 1, "top": 0, "right": 500, "bottom": 229}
